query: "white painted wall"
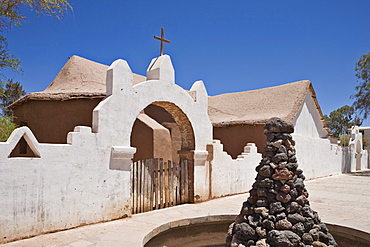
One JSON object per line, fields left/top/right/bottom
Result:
{"left": 0, "top": 126, "right": 130, "bottom": 243}
{"left": 348, "top": 126, "right": 369, "bottom": 171}
{"left": 210, "top": 141, "right": 261, "bottom": 197}
{"left": 0, "top": 55, "right": 214, "bottom": 243}
{"left": 292, "top": 92, "right": 342, "bottom": 179}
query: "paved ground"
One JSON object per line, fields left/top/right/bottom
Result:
{"left": 2, "top": 170, "right": 370, "bottom": 247}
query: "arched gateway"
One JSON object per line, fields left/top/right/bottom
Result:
{"left": 92, "top": 55, "right": 212, "bottom": 213}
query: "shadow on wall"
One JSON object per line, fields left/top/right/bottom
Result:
{"left": 342, "top": 147, "right": 351, "bottom": 173}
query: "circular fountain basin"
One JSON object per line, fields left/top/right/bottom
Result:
{"left": 144, "top": 215, "right": 370, "bottom": 247}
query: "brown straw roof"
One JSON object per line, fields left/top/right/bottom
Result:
{"left": 9, "top": 56, "right": 328, "bottom": 133}
{"left": 208, "top": 80, "right": 327, "bottom": 130}
{"left": 9, "top": 55, "right": 146, "bottom": 108}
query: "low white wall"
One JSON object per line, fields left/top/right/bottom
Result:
{"left": 210, "top": 140, "right": 261, "bottom": 198}
{"left": 0, "top": 126, "right": 131, "bottom": 243}
{"left": 292, "top": 92, "right": 342, "bottom": 179}
{"left": 292, "top": 134, "right": 342, "bottom": 179}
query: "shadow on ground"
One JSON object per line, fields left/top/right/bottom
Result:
{"left": 344, "top": 170, "right": 370, "bottom": 176}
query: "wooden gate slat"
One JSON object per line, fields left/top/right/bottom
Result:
{"left": 169, "top": 160, "right": 173, "bottom": 207}
{"left": 143, "top": 159, "right": 148, "bottom": 212}
{"left": 131, "top": 157, "right": 191, "bottom": 214}
{"left": 159, "top": 158, "right": 164, "bottom": 209}
{"left": 139, "top": 160, "right": 143, "bottom": 213}
{"left": 184, "top": 159, "right": 189, "bottom": 203}
{"left": 154, "top": 158, "right": 159, "bottom": 210}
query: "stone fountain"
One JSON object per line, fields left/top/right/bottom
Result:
{"left": 226, "top": 117, "right": 338, "bottom": 247}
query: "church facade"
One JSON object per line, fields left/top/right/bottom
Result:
{"left": 0, "top": 54, "right": 365, "bottom": 243}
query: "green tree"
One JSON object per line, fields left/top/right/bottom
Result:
{"left": 352, "top": 52, "right": 370, "bottom": 119}
{"left": 0, "top": 0, "right": 71, "bottom": 77}
{"left": 0, "top": 115, "right": 17, "bottom": 141}
{"left": 0, "top": 79, "right": 26, "bottom": 116}
{"left": 324, "top": 105, "right": 362, "bottom": 138}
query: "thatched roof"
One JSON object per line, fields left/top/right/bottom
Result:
{"left": 9, "top": 55, "right": 146, "bottom": 108}
{"left": 9, "top": 56, "right": 328, "bottom": 133}
{"left": 208, "top": 80, "right": 327, "bottom": 129}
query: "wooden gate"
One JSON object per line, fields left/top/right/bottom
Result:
{"left": 131, "top": 158, "right": 189, "bottom": 214}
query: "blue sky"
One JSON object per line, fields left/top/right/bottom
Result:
{"left": 4, "top": 0, "right": 370, "bottom": 121}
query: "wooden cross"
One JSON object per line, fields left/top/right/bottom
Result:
{"left": 154, "top": 27, "right": 170, "bottom": 56}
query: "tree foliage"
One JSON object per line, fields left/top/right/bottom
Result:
{"left": 0, "top": 0, "right": 71, "bottom": 77}
{"left": 0, "top": 78, "right": 26, "bottom": 116}
{"left": 0, "top": 115, "right": 17, "bottom": 141}
{"left": 352, "top": 52, "right": 370, "bottom": 119}
{"left": 324, "top": 105, "right": 361, "bottom": 138}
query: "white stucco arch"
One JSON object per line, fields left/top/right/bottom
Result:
{"left": 91, "top": 55, "right": 213, "bottom": 201}
{"left": 92, "top": 55, "right": 212, "bottom": 151}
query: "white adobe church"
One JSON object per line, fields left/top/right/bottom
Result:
{"left": 0, "top": 51, "right": 368, "bottom": 243}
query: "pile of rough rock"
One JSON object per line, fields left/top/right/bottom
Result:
{"left": 226, "top": 118, "right": 337, "bottom": 247}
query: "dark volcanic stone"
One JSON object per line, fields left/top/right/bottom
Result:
{"left": 262, "top": 219, "right": 275, "bottom": 230}
{"left": 258, "top": 178, "right": 274, "bottom": 188}
{"left": 248, "top": 214, "right": 262, "bottom": 227}
{"left": 267, "top": 192, "right": 276, "bottom": 202}
{"left": 246, "top": 240, "right": 255, "bottom": 246}
{"left": 287, "top": 162, "right": 298, "bottom": 171}
{"left": 319, "top": 223, "right": 328, "bottom": 233}
{"left": 266, "top": 133, "right": 277, "bottom": 142}
{"left": 276, "top": 219, "right": 293, "bottom": 230}
{"left": 304, "top": 218, "right": 315, "bottom": 230}
{"left": 302, "top": 233, "right": 314, "bottom": 244}
{"left": 326, "top": 232, "right": 338, "bottom": 246}
{"left": 276, "top": 212, "right": 286, "bottom": 221}
{"left": 259, "top": 165, "right": 272, "bottom": 177}
{"left": 263, "top": 151, "right": 275, "bottom": 158}
{"left": 272, "top": 153, "right": 289, "bottom": 163}
{"left": 267, "top": 230, "right": 301, "bottom": 247}
{"left": 301, "top": 189, "right": 309, "bottom": 198}
{"left": 295, "top": 168, "right": 303, "bottom": 175}
{"left": 302, "top": 205, "right": 314, "bottom": 218}
{"left": 280, "top": 184, "right": 291, "bottom": 193}
{"left": 318, "top": 231, "right": 330, "bottom": 245}
{"left": 265, "top": 144, "right": 278, "bottom": 152}
{"left": 260, "top": 157, "right": 271, "bottom": 165}
{"left": 287, "top": 201, "right": 302, "bottom": 213}
{"left": 241, "top": 206, "right": 254, "bottom": 216}
{"left": 294, "top": 178, "right": 305, "bottom": 191}
{"left": 292, "top": 222, "right": 305, "bottom": 236}
{"left": 272, "top": 167, "right": 293, "bottom": 180}
{"left": 269, "top": 201, "right": 285, "bottom": 214}
{"left": 287, "top": 213, "right": 306, "bottom": 224}
{"left": 263, "top": 117, "right": 294, "bottom": 134}
{"left": 256, "top": 226, "right": 266, "bottom": 238}
{"left": 257, "top": 188, "right": 268, "bottom": 197}
{"left": 309, "top": 228, "right": 320, "bottom": 241}
{"left": 247, "top": 195, "right": 258, "bottom": 204}
{"left": 256, "top": 197, "right": 268, "bottom": 207}
{"left": 268, "top": 214, "right": 276, "bottom": 222}
{"left": 289, "top": 188, "right": 299, "bottom": 200}
{"left": 276, "top": 191, "right": 292, "bottom": 203}
{"left": 312, "top": 241, "right": 328, "bottom": 247}
{"left": 278, "top": 145, "right": 287, "bottom": 154}
{"left": 296, "top": 195, "right": 309, "bottom": 205}
{"left": 234, "top": 222, "right": 257, "bottom": 241}
{"left": 289, "top": 155, "right": 297, "bottom": 163}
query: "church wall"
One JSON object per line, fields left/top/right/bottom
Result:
{"left": 292, "top": 93, "right": 342, "bottom": 179}
{"left": 130, "top": 114, "right": 173, "bottom": 162}
{"left": 0, "top": 126, "right": 131, "bottom": 244}
{"left": 13, "top": 98, "right": 101, "bottom": 144}
{"left": 210, "top": 140, "right": 261, "bottom": 197}
{"left": 213, "top": 124, "right": 265, "bottom": 158}
{"left": 131, "top": 118, "right": 154, "bottom": 161}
